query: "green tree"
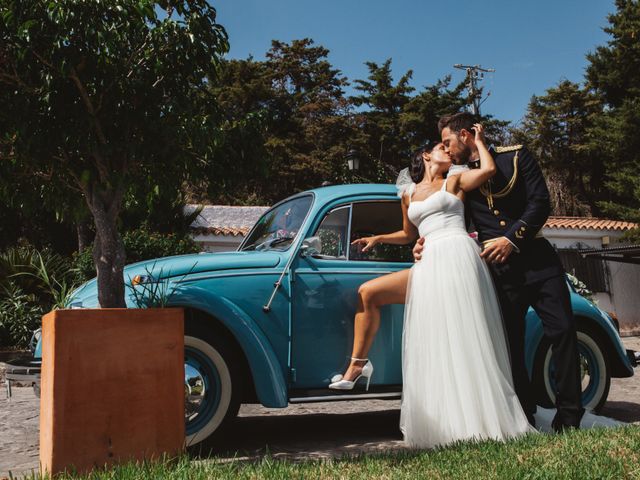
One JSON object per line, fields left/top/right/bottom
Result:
{"left": 263, "top": 39, "right": 352, "bottom": 198}
{"left": 0, "top": 0, "right": 228, "bottom": 307}
{"left": 583, "top": 0, "right": 640, "bottom": 227}
{"left": 0, "top": 130, "right": 89, "bottom": 253}
{"left": 209, "top": 41, "right": 504, "bottom": 204}
{"left": 584, "top": 98, "right": 640, "bottom": 223}
{"left": 401, "top": 76, "right": 467, "bottom": 148}
{"left": 351, "top": 62, "right": 498, "bottom": 183}
{"left": 586, "top": 0, "right": 640, "bottom": 107}
{"left": 511, "top": 1, "right": 640, "bottom": 225}
{"left": 198, "top": 57, "right": 271, "bottom": 204}
{"left": 209, "top": 39, "right": 352, "bottom": 203}
{"left": 512, "top": 80, "right": 602, "bottom": 216}
{"left": 350, "top": 59, "right": 415, "bottom": 181}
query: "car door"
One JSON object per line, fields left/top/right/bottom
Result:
{"left": 290, "top": 198, "right": 413, "bottom": 392}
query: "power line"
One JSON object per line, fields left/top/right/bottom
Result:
{"left": 453, "top": 64, "right": 495, "bottom": 116}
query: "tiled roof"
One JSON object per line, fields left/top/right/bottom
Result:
{"left": 544, "top": 216, "right": 638, "bottom": 231}
{"left": 187, "top": 205, "right": 269, "bottom": 236}
{"left": 191, "top": 226, "right": 250, "bottom": 237}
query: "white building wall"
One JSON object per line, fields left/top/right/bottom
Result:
{"left": 192, "top": 234, "right": 243, "bottom": 253}
{"left": 544, "top": 227, "right": 640, "bottom": 335}
{"left": 605, "top": 261, "right": 640, "bottom": 334}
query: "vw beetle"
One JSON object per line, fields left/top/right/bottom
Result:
{"left": 54, "top": 184, "right": 636, "bottom": 445}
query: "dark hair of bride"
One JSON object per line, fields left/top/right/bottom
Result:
{"left": 410, "top": 140, "right": 435, "bottom": 183}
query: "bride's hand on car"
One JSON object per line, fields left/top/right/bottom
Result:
{"left": 351, "top": 236, "right": 379, "bottom": 252}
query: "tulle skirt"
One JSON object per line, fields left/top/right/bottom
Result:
{"left": 400, "top": 229, "right": 536, "bottom": 448}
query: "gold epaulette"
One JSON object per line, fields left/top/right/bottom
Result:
{"left": 494, "top": 145, "right": 523, "bottom": 153}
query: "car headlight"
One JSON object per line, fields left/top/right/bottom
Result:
{"left": 131, "top": 275, "right": 153, "bottom": 286}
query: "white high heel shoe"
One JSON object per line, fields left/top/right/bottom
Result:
{"left": 328, "top": 358, "right": 374, "bottom": 391}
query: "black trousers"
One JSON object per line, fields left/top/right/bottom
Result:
{"left": 493, "top": 274, "right": 585, "bottom": 426}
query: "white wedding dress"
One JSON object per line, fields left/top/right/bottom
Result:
{"left": 399, "top": 177, "right": 536, "bottom": 448}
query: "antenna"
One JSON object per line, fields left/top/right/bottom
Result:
{"left": 453, "top": 64, "right": 495, "bottom": 116}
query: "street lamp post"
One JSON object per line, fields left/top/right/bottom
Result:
{"left": 346, "top": 149, "right": 360, "bottom": 172}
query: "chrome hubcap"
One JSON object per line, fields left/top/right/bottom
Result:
{"left": 580, "top": 354, "right": 591, "bottom": 390}
{"left": 185, "top": 363, "right": 206, "bottom": 421}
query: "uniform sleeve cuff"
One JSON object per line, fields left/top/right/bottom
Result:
{"left": 502, "top": 236, "right": 520, "bottom": 253}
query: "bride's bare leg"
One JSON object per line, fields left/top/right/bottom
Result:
{"left": 342, "top": 269, "right": 410, "bottom": 381}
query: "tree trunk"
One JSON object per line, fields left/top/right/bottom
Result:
{"left": 76, "top": 221, "right": 93, "bottom": 253}
{"left": 84, "top": 185, "right": 127, "bottom": 308}
{"left": 92, "top": 219, "right": 126, "bottom": 308}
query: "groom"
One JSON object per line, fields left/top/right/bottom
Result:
{"left": 413, "top": 112, "right": 584, "bottom": 431}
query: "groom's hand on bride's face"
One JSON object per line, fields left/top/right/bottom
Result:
{"left": 480, "top": 237, "right": 514, "bottom": 264}
{"left": 412, "top": 237, "right": 425, "bottom": 261}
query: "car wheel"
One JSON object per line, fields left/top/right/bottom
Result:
{"left": 184, "top": 332, "right": 241, "bottom": 446}
{"left": 533, "top": 325, "right": 611, "bottom": 412}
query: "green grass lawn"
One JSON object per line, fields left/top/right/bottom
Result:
{"left": 24, "top": 425, "right": 640, "bottom": 480}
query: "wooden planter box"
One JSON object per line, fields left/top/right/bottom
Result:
{"left": 39, "top": 308, "right": 185, "bottom": 475}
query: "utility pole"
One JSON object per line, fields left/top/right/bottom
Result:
{"left": 453, "top": 64, "right": 495, "bottom": 116}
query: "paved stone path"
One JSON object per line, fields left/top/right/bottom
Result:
{"left": 1, "top": 337, "right": 638, "bottom": 477}
{"left": 0, "top": 388, "right": 40, "bottom": 478}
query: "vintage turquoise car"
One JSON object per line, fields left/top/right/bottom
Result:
{"left": 54, "top": 184, "right": 636, "bottom": 445}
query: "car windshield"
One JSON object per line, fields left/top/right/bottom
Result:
{"left": 241, "top": 195, "right": 313, "bottom": 252}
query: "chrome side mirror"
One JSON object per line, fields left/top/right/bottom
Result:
{"left": 299, "top": 236, "right": 322, "bottom": 257}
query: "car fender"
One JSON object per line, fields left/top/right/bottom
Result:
{"left": 571, "top": 294, "right": 634, "bottom": 376}
{"left": 524, "top": 292, "right": 633, "bottom": 377}
{"left": 170, "top": 286, "right": 288, "bottom": 408}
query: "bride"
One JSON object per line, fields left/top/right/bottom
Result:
{"left": 330, "top": 124, "right": 535, "bottom": 447}
{"left": 398, "top": 123, "right": 535, "bottom": 447}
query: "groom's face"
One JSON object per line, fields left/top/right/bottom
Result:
{"left": 441, "top": 127, "right": 472, "bottom": 165}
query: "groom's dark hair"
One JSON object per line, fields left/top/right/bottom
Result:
{"left": 438, "top": 112, "right": 478, "bottom": 134}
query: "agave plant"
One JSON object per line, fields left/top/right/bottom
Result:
{"left": 0, "top": 246, "right": 76, "bottom": 302}
{"left": 0, "top": 281, "right": 43, "bottom": 348}
{"left": 25, "top": 251, "right": 79, "bottom": 310}
{"left": 0, "top": 247, "right": 38, "bottom": 292}
{"left": 0, "top": 247, "right": 78, "bottom": 310}
{"left": 0, "top": 247, "right": 78, "bottom": 347}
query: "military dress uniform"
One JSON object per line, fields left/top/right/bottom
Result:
{"left": 466, "top": 145, "right": 585, "bottom": 429}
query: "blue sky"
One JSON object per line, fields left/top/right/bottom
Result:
{"left": 211, "top": 0, "right": 615, "bottom": 124}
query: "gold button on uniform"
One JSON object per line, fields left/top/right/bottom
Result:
{"left": 499, "top": 220, "right": 507, "bottom": 227}
{"left": 493, "top": 210, "right": 500, "bottom": 216}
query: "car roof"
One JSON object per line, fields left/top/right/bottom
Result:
{"left": 301, "top": 183, "right": 398, "bottom": 205}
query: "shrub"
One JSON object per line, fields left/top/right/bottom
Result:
{"left": 622, "top": 227, "right": 640, "bottom": 244}
{"left": 123, "top": 229, "right": 201, "bottom": 264}
{"left": 74, "top": 229, "right": 201, "bottom": 283}
{"left": 0, "top": 246, "right": 76, "bottom": 301}
{"left": 567, "top": 273, "right": 596, "bottom": 304}
{"left": 0, "top": 246, "right": 77, "bottom": 348}
{"left": 0, "top": 282, "right": 44, "bottom": 348}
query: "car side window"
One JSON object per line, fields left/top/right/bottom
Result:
{"left": 313, "top": 206, "right": 350, "bottom": 259}
{"left": 349, "top": 201, "right": 413, "bottom": 263}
